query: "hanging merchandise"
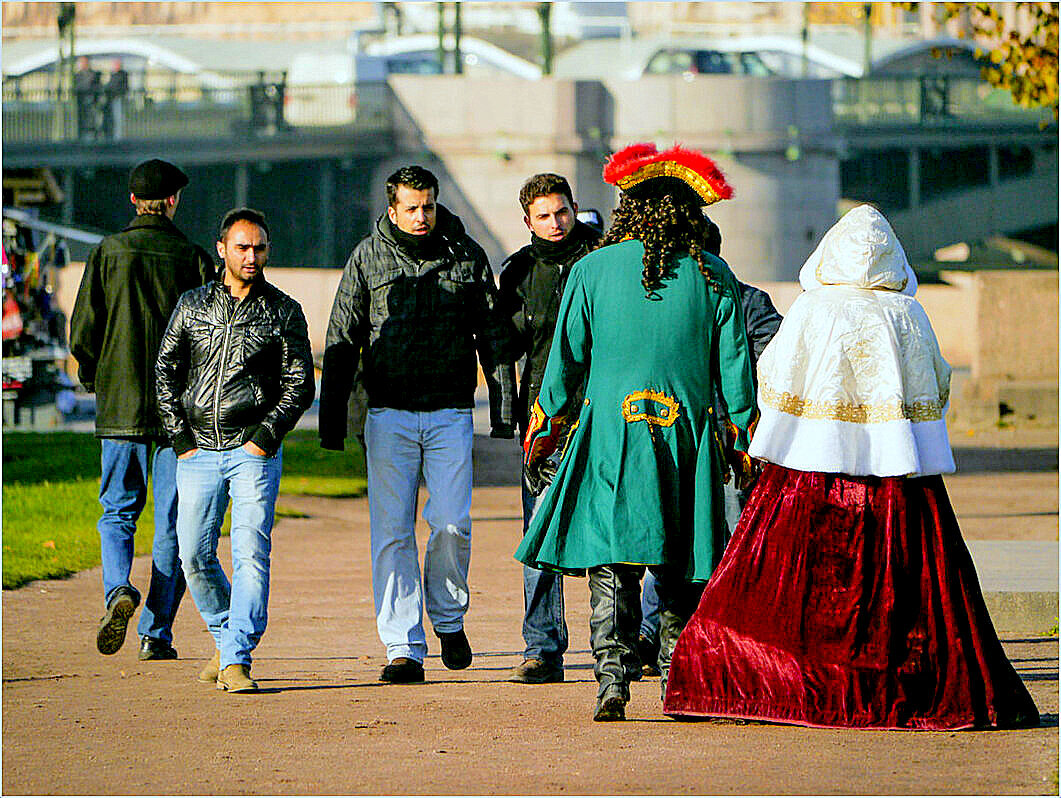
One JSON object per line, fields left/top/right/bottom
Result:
{"left": 2, "top": 211, "right": 73, "bottom": 428}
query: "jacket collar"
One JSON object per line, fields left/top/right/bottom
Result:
{"left": 211, "top": 269, "right": 269, "bottom": 304}
{"left": 124, "top": 213, "right": 186, "bottom": 238}
{"left": 374, "top": 203, "right": 465, "bottom": 256}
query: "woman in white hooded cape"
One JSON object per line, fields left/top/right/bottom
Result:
{"left": 663, "top": 205, "right": 1038, "bottom": 730}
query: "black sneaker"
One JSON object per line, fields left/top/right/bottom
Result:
{"left": 96, "top": 587, "right": 139, "bottom": 655}
{"left": 436, "top": 629, "right": 472, "bottom": 670}
{"left": 138, "top": 636, "right": 178, "bottom": 661}
{"left": 380, "top": 657, "right": 425, "bottom": 683}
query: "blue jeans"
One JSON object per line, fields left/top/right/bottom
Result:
{"left": 520, "top": 477, "right": 568, "bottom": 665}
{"left": 176, "top": 446, "right": 281, "bottom": 669}
{"left": 365, "top": 407, "right": 473, "bottom": 664}
{"left": 640, "top": 482, "right": 747, "bottom": 642}
{"left": 98, "top": 438, "right": 185, "bottom": 644}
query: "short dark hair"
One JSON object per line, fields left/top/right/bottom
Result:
{"left": 519, "top": 173, "right": 574, "bottom": 213}
{"left": 385, "top": 166, "right": 439, "bottom": 207}
{"left": 218, "top": 207, "right": 269, "bottom": 242}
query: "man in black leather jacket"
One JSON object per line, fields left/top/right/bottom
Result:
{"left": 71, "top": 158, "right": 213, "bottom": 660}
{"left": 319, "top": 166, "right": 514, "bottom": 684}
{"left": 156, "top": 208, "right": 314, "bottom": 693}
{"left": 496, "top": 173, "right": 600, "bottom": 685}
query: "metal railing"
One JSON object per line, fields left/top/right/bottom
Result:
{"left": 2, "top": 76, "right": 1051, "bottom": 145}
{"left": 833, "top": 76, "right": 1051, "bottom": 126}
{"left": 1, "top": 81, "right": 393, "bottom": 143}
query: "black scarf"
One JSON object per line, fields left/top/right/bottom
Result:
{"left": 388, "top": 218, "right": 443, "bottom": 260}
{"left": 529, "top": 225, "right": 588, "bottom": 264}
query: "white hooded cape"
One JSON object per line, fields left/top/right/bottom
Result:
{"left": 748, "top": 204, "right": 955, "bottom": 477}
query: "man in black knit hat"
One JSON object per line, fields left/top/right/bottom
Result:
{"left": 71, "top": 158, "right": 213, "bottom": 659}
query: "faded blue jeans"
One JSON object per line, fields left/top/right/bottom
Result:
{"left": 98, "top": 438, "right": 185, "bottom": 644}
{"left": 520, "top": 476, "right": 568, "bottom": 666}
{"left": 365, "top": 407, "right": 473, "bottom": 664}
{"left": 176, "top": 445, "right": 281, "bottom": 669}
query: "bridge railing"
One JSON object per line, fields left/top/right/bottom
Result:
{"left": 833, "top": 76, "right": 1048, "bottom": 125}
{"left": 1, "top": 80, "right": 393, "bottom": 143}
{"left": 3, "top": 75, "right": 1050, "bottom": 145}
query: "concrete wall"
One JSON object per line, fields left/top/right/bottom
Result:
{"left": 56, "top": 264, "right": 993, "bottom": 373}
{"left": 387, "top": 75, "right": 840, "bottom": 281}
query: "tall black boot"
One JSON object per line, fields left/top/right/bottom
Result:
{"left": 588, "top": 564, "right": 643, "bottom": 721}
{"left": 652, "top": 568, "right": 705, "bottom": 701}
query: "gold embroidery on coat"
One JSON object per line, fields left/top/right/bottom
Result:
{"left": 621, "top": 390, "right": 681, "bottom": 427}
{"left": 759, "top": 384, "right": 948, "bottom": 423}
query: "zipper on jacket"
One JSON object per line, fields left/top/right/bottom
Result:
{"left": 213, "top": 297, "right": 239, "bottom": 444}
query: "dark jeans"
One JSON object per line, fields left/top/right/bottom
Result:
{"left": 520, "top": 477, "right": 568, "bottom": 665}
{"left": 98, "top": 438, "right": 185, "bottom": 644}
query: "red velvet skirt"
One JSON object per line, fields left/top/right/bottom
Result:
{"left": 664, "top": 464, "right": 1039, "bottom": 730}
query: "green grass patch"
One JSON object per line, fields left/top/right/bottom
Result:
{"left": 2, "top": 429, "right": 365, "bottom": 589}
{"left": 278, "top": 430, "right": 367, "bottom": 498}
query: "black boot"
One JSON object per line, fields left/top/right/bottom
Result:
{"left": 588, "top": 564, "right": 643, "bottom": 721}
{"left": 652, "top": 569, "right": 705, "bottom": 701}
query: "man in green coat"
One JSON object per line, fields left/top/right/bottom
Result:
{"left": 516, "top": 143, "right": 757, "bottom": 721}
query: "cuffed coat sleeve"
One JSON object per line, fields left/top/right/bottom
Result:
{"left": 319, "top": 250, "right": 367, "bottom": 450}
{"left": 69, "top": 246, "right": 105, "bottom": 392}
{"left": 535, "top": 262, "right": 590, "bottom": 421}
{"left": 713, "top": 273, "right": 758, "bottom": 452}
{"left": 154, "top": 294, "right": 196, "bottom": 454}
{"left": 470, "top": 247, "right": 516, "bottom": 434}
{"left": 248, "top": 301, "right": 315, "bottom": 455}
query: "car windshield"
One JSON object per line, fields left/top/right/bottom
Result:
{"left": 646, "top": 49, "right": 774, "bottom": 76}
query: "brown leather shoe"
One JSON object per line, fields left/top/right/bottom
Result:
{"left": 96, "top": 587, "right": 138, "bottom": 655}
{"left": 593, "top": 684, "right": 628, "bottom": 722}
{"left": 197, "top": 650, "right": 221, "bottom": 684}
{"left": 509, "top": 658, "right": 564, "bottom": 684}
{"left": 217, "top": 663, "right": 258, "bottom": 693}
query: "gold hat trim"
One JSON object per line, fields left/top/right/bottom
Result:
{"left": 616, "top": 161, "right": 723, "bottom": 206}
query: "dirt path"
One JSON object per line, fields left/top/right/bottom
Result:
{"left": 2, "top": 431, "right": 1058, "bottom": 795}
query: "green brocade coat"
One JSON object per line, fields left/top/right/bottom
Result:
{"left": 514, "top": 240, "right": 757, "bottom": 581}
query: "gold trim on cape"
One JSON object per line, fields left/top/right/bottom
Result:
{"left": 759, "top": 384, "right": 948, "bottom": 423}
{"left": 621, "top": 390, "right": 681, "bottom": 427}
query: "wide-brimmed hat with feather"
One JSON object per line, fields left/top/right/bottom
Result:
{"left": 603, "top": 142, "right": 733, "bottom": 207}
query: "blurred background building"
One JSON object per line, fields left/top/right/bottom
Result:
{"left": 3, "top": 2, "right": 1057, "bottom": 426}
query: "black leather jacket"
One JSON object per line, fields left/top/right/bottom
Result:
{"left": 155, "top": 276, "right": 315, "bottom": 456}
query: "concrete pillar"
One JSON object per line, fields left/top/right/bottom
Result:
{"left": 319, "top": 160, "right": 335, "bottom": 267}
{"left": 234, "top": 162, "right": 249, "bottom": 207}
{"left": 908, "top": 147, "right": 921, "bottom": 209}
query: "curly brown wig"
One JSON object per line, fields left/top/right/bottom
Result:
{"left": 597, "top": 191, "right": 720, "bottom": 297}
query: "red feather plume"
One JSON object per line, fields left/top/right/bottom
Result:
{"left": 603, "top": 142, "right": 734, "bottom": 203}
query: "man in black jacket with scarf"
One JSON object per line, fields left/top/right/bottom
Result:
{"left": 71, "top": 159, "right": 213, "bottom": 659}
{"left": 319, "top": 166, "right": 514, "bottom": 684}
{"left": 497, "top": 173, "right": 601, "bottom": 684}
